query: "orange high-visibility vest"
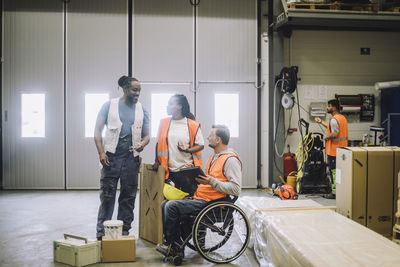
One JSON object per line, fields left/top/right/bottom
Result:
{"left": 157, "top": 117, "right": 203, "bottom": 179}
{"left": 326, "top": 114, "right": 348, "bottom": 157}
{"left": 194, "top": 153, "right": 241, "bottom": 202}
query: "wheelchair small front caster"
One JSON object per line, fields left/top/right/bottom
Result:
{"left": 172, "top": 255, "right": 182, "bottom": 266}
{"left": 163, "top": 255, "right": 182, "bottom": 266}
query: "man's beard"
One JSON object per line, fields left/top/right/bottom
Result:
{"left": 327, "top": 109, "right": 332, "bottom": 114}
{"left": 208, "top": 143, "right": 215, "bottom": 148}
{"left": 127, "top": 95, "right": 137, "bottom": 104}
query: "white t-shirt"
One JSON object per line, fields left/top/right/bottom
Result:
{"left": 167, "top": 117, "right": 204, "bottom": 172}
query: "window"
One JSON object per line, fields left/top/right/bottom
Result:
{"left": 21, "top": 93, "right": 45, "bottom": 137}
{"left": 151, "top": 93, "right": 174, "bottom": 137}
{"left": 85, "top": 93, "right": 109, "bottom": 137}
{"left": 215, "top": 93, "right": 239, "bottom": 137}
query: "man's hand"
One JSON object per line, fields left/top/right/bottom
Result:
{"left": 314, "top": 117, "right": 322, "bottom": 124}
{"left": 323, "top": 134, "right": 328, "bottom": 141}
{"left": 134, "top": 142, "right": 145, "bottom": 152}
{"left": 177, "top": 142, "right": 189, "bottom": 153}
{"left": 99, "top": 152, "right": 110, "bottom": 167}
{"left": 196, "top": 175, "right": 211, "bottom": 185}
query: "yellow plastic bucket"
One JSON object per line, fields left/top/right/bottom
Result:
{"left": 287, "top": 175, "right": 297, "bottom": 189}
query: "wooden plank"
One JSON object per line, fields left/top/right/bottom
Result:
{"left": 139, "top": 164, "right": 165, "bottom": 245}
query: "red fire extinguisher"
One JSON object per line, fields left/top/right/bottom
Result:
{"left": 283, "top": 145, "right": 297, "bottom": 178}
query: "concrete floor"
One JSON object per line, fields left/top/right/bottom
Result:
{"left": 0, "top": 189, "right": 334, "bottom": 267}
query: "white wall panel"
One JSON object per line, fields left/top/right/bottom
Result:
{"left": 133, "top": 0, "right": 195, "bottom": 166}
{"left": 283, "top": 30, "right": 400, "bottom": 154}
{"left": 133, "top": 0, "right": 193, "bottom": 82}
{"left": 197, "top": 0, "right": 257, "bottom": 187}
{"left": 66, "top": 0, "right": 128, "bottom": 189}
{"left": 197, "top": 0, "right": 257, "bottom": 82}
{"left": 196, "top": 84, "right": 257, "bottom": 188}
{"left": 3, "top": 0, "right": 64, "bottom": 188}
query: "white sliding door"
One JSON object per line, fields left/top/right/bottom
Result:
{"left": 66, "top": 0, "right": 128, "bottom": 188}
{"left": 133, "top": 0, "right": 195, "bottom": 165}
{"left": 196, "top": 0, "right": 257, "bottom": 187}
{"left": 2, "top": 0, "right": 65, "bottom": 189}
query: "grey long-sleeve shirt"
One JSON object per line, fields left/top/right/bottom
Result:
{"left": 208, "top": 148, "right": 242, "bottom": 196}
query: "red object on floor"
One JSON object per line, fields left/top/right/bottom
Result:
{"left": 283, "top": 152, "right": 297, "bottom": 178}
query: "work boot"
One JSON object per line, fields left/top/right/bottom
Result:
{"left": 156, "top": 243, "right": 172, "bottom": 257}
{"left": 170, "top": 243, "right": 185, "bottom": 258}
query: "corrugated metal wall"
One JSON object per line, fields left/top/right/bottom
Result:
{"left": 196, "top": 0, "right": 257, "bottom": 187}
{"left": 66, "top": 0, "right": 128, "bottom": 189}
{"left": 2, "top": 0, "right": 258, "bottom": 189}
{"left": 3, "top": 0, "right": 65, "bottom": 189}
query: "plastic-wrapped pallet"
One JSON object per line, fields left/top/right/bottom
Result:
{"left": 254, "top": 209, "right": 400, "bottom": 267}
{"left": 236, "top": 196, "right": 321, "bottom": 248}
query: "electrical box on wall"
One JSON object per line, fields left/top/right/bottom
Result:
{"left": 360, "top": 94, "right": 375, "bottom": 121}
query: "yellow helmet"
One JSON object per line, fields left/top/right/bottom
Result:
{"left": 163, "top": 184, "right": 189, "bottom": 200}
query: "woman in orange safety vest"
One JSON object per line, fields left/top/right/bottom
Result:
{"left": 153, "top": 94, "right": 204, "bottom": 196}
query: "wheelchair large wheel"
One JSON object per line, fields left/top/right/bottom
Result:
{"left": 192, "top": 202, "right": 250, "bottom": 264}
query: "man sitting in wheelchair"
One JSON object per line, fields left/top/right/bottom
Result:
{"left": 156, "top": 124, "right": 242, "bottom": 260}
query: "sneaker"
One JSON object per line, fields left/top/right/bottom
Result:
{"left": 156, "top": 243, "right": 172, "bottom": 257}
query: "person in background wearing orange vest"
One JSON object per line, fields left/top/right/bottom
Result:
{"left": 315, "top": 99, "right": 348, "bottom": 198}
{"left": 156, "top": 125, "right": 242, "bottom": 259}
{"left": 153, "top": 94, "right": 204, "bottom": 196}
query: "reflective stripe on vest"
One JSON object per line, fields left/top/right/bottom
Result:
{"left": 194, "top": 153, "right": 241, "bottom": 202}
{"left": 332, "top": 137, "right": 348, "bottom": 142}
{"left": 326, "top": 114, "right": 348, "bottom": 157}
{"left": 156, "top": 117, "right": 203, "bottom": 179}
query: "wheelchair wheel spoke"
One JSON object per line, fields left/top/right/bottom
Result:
{"left": 194, "top": 202, "right": 251, "bottom": 264}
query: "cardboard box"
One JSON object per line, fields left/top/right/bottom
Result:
{"left": 336, "top": 147, "right": 400, "bottom": 237}
{"left": 102, "top": 236, "right": 136, "bottom": 262}
{"left": 336, "top": 147, "right": 367, "bottom": 226}
{"left": 139, "top": 164, "right": 164, "bottom": 244}
{"left": 54, "top": 234, "right": 100, "bottom": 267}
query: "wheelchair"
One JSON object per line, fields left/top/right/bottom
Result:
{"left": 164, "top": 195, "right": 251, "bottom": 265}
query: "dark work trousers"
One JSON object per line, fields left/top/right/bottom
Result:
{"left": 168, "top": 171, "right": 198, "bottom": 197}
{"left": 327, "top": 155, "right": 336, "bottom": 184}
{"left": 161, "top": 198, "right": 208, "bottom": 244}
{"left": 96, "top": 136, "right": 139, "bottom": 238}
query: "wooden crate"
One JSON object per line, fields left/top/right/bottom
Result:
{"left": 289, "top": 1, "right": 379, "bottom": 11}
{"left": 393, "top": 224, "right": 400, "bottom": 245}
{"left": 139, "top": 164, "right": 165, "bottom": 245}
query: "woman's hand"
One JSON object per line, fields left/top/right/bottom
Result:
{"left": 177, "top": 141, "right": 189, "bottom": 153}
{"left": 183, "top": 163, "right": 194, "bottom": 168}
{"left": 152, "top": 161, "right": 160, "bottom": 171}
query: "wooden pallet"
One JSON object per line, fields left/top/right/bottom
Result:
{"left": 394, "top": 212, "right": 400, "bottom": 225}
{"left": 393, "top": 224, "right": 400, "bottom": 244}
{"left": 289, "top": 1, "right": 379, "bottom": 11}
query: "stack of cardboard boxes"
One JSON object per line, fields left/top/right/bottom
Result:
{"left": 54, "top": 163, "right": 165, "bottom": 266}
{"left": 54, "top": 234, "right": 136, "bottom": 266}
{"left": 336, "top": 146, "right": 400, "bottom": 238}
